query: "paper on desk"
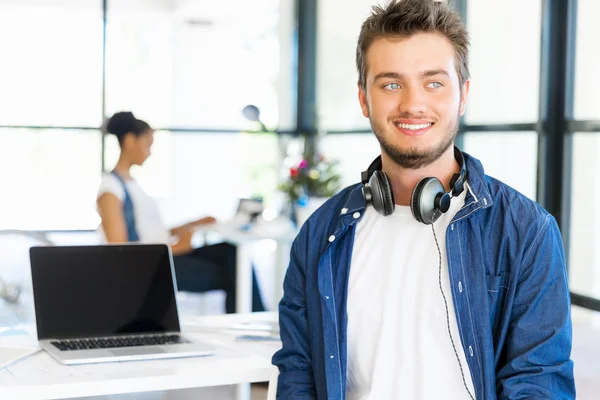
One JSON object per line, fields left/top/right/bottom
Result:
{"left": 0, "top": 346, "right": 40, "bottom": 368}
{"left": 229, "top": 321, "right": 279, "bottom": 332}
{"left": 181, "top": 316, "right": 278, "bottom": 331}
{"left": 3, "top": 351, "right": 107, "bottom": 385}
{"left": 203, "top": 333, "right": 281, "bottom": 359}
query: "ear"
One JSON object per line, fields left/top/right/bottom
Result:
{"left": 121, "top": 132, "right": 135, "bottom": 149}
{"left": 358, "top": 84, "right": 369, "bottom": 118}
{"left": 459, "top": 79, "right": 470, "bottom": 117}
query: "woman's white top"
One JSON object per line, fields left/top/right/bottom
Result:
{"left": 96, "top": 173, "right": 170, "bottom": 244}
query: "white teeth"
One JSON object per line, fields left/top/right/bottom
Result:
{"left": 396, "top": 123, "right": 432, "bottom": 130}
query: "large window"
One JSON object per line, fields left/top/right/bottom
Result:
{"left": 319, "top": 134, "right": 380, "bottom": 188}
{"left": 465, "top": 0, "right": 542, "bottom": 124}
{"left": 106, "top": 0, "right": 292, "bottom": 130}
{"left": 103, "top": 0, "right": 291, "bottom": 224}
{"left": 570, "top": 0, "right": 600, "bottom": 305}
{"left": 462, "top": 132, "right": 538, "bottom": 200}
{"left": 569, "top": 134, "right": 600, "bottom": 300}
{"left": 0, "top": 0, "right": 294, "bottom": 231}
{"left": 316, "top": 0, "right": 373, "bottom": 131}
{"left": 0, "top": 128, "right": 102, "bottom": 230}
{"left": 0, "top": 1, "right": 103, "bottom": 127}
{"left": 574, "top": 0, "right": 600, "bottom": 120}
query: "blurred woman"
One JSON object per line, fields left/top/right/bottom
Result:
{"left": 97, "top": 111, "right": 264, "bottom": 313}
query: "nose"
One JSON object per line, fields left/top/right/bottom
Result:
{"left": 399, "top": 86, "right": 427, "bottom": 115}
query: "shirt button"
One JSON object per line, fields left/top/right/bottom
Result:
{"left": 328, "top": 235, "right": 335, "bottom": 242}
{"left": 353, "top": 212, "right": 360, "bottom": 219}
{"left": 458, "top": 281, "right": 463, "bottom": 293}
{"left": 340, "top": 208, "right": 348, "bottom": 215}
{"left": 469, "top": 346, "right": 474, "bottom": 357}
{"left": 330, "top": 355, "right": 334, "bottom": 359}
{"left": 325, "top": 296, "right": 330, "bottom": 300}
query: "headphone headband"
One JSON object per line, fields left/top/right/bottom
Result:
{"left": 361, "top": 156, "right": 383, "bottom": 185}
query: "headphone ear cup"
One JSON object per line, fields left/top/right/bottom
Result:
{"left": 370, "top": 171, "right": 395, "bottom": 216}
{"left": 411, "top": 178, "right": 430, "bottom": 223}
{"left": 411, "top": 177, "right": 445, "bottom": 224}
{"left": 377, "top": 171, "right": 395, "bottom": 216}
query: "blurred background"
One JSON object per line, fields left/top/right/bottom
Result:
{"left": 0, "top": 0, "right": 598, "bottom": 397}
{"left": 0, "top": 0, "right": 597, "bottom": 311}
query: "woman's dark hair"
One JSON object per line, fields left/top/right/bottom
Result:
{"left": 106, "top": 111, "right": 151, "bottom": 145}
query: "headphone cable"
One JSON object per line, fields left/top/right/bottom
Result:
{"left": 431, "top": 224, "right": 475, "bottom": 400}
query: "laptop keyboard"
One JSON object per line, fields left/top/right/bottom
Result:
{"left": 51, "top": 334, "right": 189, "bottom": 351}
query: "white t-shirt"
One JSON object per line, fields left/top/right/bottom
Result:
{"left": 96, "top": 173, "right": 170, "bottom": 244}
{"left": 346, "top": 187, "right": 475, "bottom": 400}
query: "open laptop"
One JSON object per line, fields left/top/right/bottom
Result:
{"left": 29, "top": 244, "right": 217, "bottom": 365}
{"left": 236, "top": 198, "right": 264, "bottom": 219}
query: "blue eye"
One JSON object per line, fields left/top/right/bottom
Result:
{"left": 428, "top": 82, "right": 443, "bottom": 89}
{"left": 384, "top": 83, "right": 400, "bottom": 90}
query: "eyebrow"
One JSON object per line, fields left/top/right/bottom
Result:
{"left": 372, "top": 69, "right": 451, "bottom": 83}
{"left": 421, "top": 69, "right": 450, "bottom": 79}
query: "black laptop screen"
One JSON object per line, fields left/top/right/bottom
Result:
{"left": 30, "top": 244, "right": 181, "bottom": 340}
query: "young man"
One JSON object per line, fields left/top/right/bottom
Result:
{"left": 272, "top": 0, "right": 575, "bottom": 399}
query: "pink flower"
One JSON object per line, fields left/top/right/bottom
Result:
{"left": 299, "top": 160, "right": 308, "bottom": 169}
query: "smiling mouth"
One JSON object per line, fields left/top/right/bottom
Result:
{"left": 393, "top": 122, "right": 434, "bottom": 130}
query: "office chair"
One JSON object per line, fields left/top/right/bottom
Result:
{"left": 0, "top": 230, "right": 54, "bottom": 304}
{"left": 266, "top": 365, "right": 279, "bottom": 400}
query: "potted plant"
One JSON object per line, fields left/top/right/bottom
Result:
{"left": 242, "top": 105, "right": 341, "bottom": 227}
{"left": 278, "top": 134, "right": 341, "bottom": 227}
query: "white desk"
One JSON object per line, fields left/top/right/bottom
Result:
{"left": 196, "top": 221, "right": 297, "bottom": 313}
{"left": 0, "top": 312, "right": 280, "bottom": 400}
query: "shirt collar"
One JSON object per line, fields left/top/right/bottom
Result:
{"left": 460, "top": 151, "right": 493, "bottom": 210}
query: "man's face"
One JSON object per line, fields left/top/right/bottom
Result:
{"left": 358, "top": 33, "right": 470, "bottom": 169}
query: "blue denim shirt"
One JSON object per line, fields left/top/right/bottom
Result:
{"left": 272, "top": 152, "right": 575, "bottom": 399}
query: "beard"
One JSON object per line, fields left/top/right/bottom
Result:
{"left": 370, "top": 110, "right": 460, "bottom": 170}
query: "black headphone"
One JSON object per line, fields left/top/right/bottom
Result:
{"left": 361, "top": 146, "right": 467, "bottom": 224}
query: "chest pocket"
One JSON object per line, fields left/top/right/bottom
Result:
{"left": 487, "top": 271, "right": 510, "bottom": 343}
